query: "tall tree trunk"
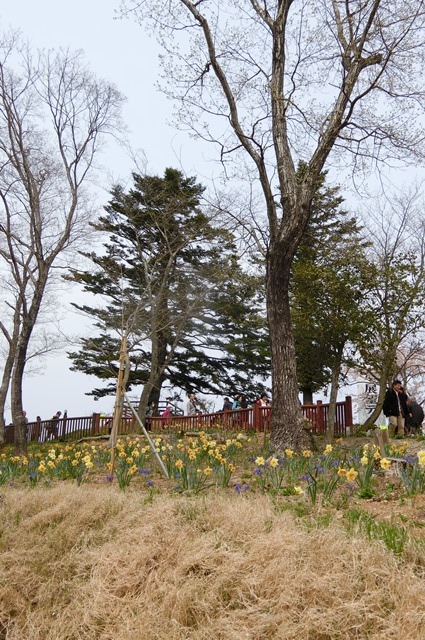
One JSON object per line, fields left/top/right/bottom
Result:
{"left": 302, "top": 389, "right": 313, "bottom": 405}
{"left": 267, "top": 244, "right": 309, "bottom": 451}
{"left": 0, "top": 351, "right": 14, "bottom": 445}
{"left": 10, "top": 337, "right": 28, "bottom": 455}
{"left": 137, "top": 326, "right": 168, "bottom": 421}
{"left": 326, "top": 345, "right": 344, "bottom": 443}
{"left": 11, "top": 278, "right": 48, "bottom": 454}
{"left": 0, "top": 303, "right": 22, "bottom": 444}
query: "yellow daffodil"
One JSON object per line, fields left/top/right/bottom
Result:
{"left": 417, "top": 451, "right": 425, "bottom": 467}
{"left": 323, "top": 445, "right": 333, "bottom": 455}
{"left": 360, "top": 456, "right": 369, "bottom": 466}
{"left": 345, "top": 468, "right": 358, "bottom": 482}
{"left": 175, "top": 459, "right": 184, "bottom": 470}
{"left": 255, "top": 456, "right": 265, "bottom": 466}
{"left": 302, "top": 450, "right": 312, "bottom": 458}
{"left": 380, "top": 458, "right": 391, "bottom": 470}
{"left": 269, "top": 457, "right": 279, "bottom": 468}
{"left": 337, "top": 468, "right": 347, "bottom": 477}
{"left": 204, "top": 466, "right": 213, "bottom": 476}
{"left": 294, "top": 486, "right": 304, "bottom": 495}
{"left": 284, "top": 449, "right": 294, "bottom": 458}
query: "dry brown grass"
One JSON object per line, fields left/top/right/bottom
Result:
{"left": 0, "top": 485, "right": 424, "bottom": 640}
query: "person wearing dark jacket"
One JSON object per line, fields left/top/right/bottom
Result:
{"left": 382, "top": 380, "right": 408, "bottom": 437}
{"left": 405, "top": 397, "right": 424, "bottom": 434}
{"left": 221, "top": 397, "right": 233, "bottom": 411}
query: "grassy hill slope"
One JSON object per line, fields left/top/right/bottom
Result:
{"left": 0, "top": 484, "right": 424, "bottom": 639}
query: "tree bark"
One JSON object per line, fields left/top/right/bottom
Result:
{"left": 363, "top": 368, "right": 391, "bottom": 429}
{"left": 326, "top": 345, "right": 344, "bottom": 443}
{"left": 137, "top": 323, "right": 168, "bottom": 421}
{"left": 267, "top": 242, "right": 309, "bottom": 451}
{"left": 301, "top": 389, "right": 314, "bottom": 405}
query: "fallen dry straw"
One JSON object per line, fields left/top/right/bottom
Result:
{"left": 0, "top": 485, "right": 424, "bottom": 639}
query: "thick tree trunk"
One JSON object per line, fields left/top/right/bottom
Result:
{"left": 11, "top": 340, "right": 28, "bottom": 455}
{"left": 11, "top": 279, "right": 48, "bottom": 455}
{"left": 0, "top": 350, "right": 15, "bottom": 444}
{"left": 0, "top": 357, "right": 13, "bottom": 445}
{"left": 137, "top": 327, "right": 168, "bottom": 421}
{"left": 267, "top": 244, "right": 309, "bottom": 451}
{"left": 0, "top": 305, "right": 22, "bottom": 445}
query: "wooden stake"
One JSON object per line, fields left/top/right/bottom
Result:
{"left": 109, "top": 333, "right": 128, "bottom": 477}
{"left": 123, "top": 392, "right": 169, "bottom": 479}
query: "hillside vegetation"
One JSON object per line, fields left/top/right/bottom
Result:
{"left": 0, "top": 484, "right": 424, "bottom": 640}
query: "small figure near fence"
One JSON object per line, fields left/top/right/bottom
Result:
{"left": 46, "top": 411, "right": 62, "bottom": 440}
{"left": 161, "top": 406, "right": 173, "bottom": 426}
{"left": 405, "top": 396, "right": 424, "bottom": 435}
{"left": 256, "top": 393, "right": 270, "bottom": 407}
{"left": 145, "top": 402, "right": 156, "bottom": 431}
{"left": 232, "top": 394, "right": 248, "bottom": 410}
{"left": 186, "top": 393, "right": 200, "bottom": 416}
{"left": 146, "top": 402, "right": 156, "bottom": 417}
{"left": 383, "top": 380, "right": 408, "bottom": 437}
{"left": 221, "top": 397, "right": 233, "bottom": 411}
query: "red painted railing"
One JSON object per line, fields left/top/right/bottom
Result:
{"left": 147, "top": 396, "right": 352, "bottom": 436}
{"left": 3, "top": 396, "right": 352, "bottom": 444}
{"left": 4, "top": 414, "right": 134, "bottom": 445}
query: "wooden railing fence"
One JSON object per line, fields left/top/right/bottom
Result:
{"left": 3, "top": 397, "right": 352, "bottom": 445}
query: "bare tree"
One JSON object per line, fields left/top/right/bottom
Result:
{"left": 0, "top": 32, "right": 124, "bottom": 452}
{"left": 354, "top": 185, "right": 425, "bottom": 427}
{"left": 123, "top": 0, "right": 425, "bottom": 449}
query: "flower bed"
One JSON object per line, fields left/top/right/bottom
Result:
{"left": 1, "top": 433, "right": 425, "bottom": 505}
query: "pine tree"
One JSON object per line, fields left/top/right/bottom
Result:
{"left": 68, "top": 169, "right": 270, "bottom": 415}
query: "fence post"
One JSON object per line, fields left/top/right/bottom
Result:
{"left": 91, "top": 412, "right": 100, "bottom": 436}
{"left": 344, "top": 396, "right": 353, "bottom": 433}
{"left": 316, "top": 400, "right": 325, "bottom": 434}
{"left": 252, "top": 403, "right": 261, "bottom": 431}
{"left": 60, "top": 411, "right": 68, "bottom": 439}
{"left": 34, "top": 416, "right": 42, "bottom": 442}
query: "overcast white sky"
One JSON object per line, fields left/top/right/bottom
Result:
{"left": 0, "top": 0, "right": 217, "bottom": 421}
{"left": 1, "top": 2, "right": 424, "bottom": 422}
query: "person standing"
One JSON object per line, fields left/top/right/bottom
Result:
{"left": 256, "top": 393, "right": 270, "bottom": 407}
{"left": 161, "top": 406, "right": 173, "bottom": 426}
{"left": 232, "top": 395, "right": 242, "bottom": 410}
{"left": 47, "top": 411, "right": 62, "bottom": 440}
{"left": 382, "top": 380, "right": 408, "bottom": 437}
{"left": 221, "top": 397, "right": 233, "bottom": 411}
{"left": 186, "top": 393, "right": 198, "bottom": 416}
{"left": 145, "top": 401, "right": 156, "bottom": 431}
{"left": 405, "top": 396, "right": 424, "bottom": 435}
